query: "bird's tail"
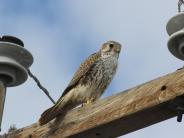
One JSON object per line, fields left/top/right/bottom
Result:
{"left": 39, "top": 98, "right": 65, "bottom": 126}
{"left": 39, "top": 106, "right": 56, "bottom": 125}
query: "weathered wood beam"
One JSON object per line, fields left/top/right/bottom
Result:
{"left": 4, "top": 69, "right": 184, "bottom": 138}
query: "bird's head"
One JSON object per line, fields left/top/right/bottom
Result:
{"left": 100, "top": 41, "right": 121, "bottom": 58}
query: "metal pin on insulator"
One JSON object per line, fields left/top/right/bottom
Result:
{"left": 0, "top": 35, "right": 33, "bottom": 131}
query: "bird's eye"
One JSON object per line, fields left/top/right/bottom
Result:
{"left": 109, "top": 43, "right": 114, "bottom": 48}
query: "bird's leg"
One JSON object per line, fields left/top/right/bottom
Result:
{"left": 82, "top": 97, "right": 95, "bottom": 107}
{"left": 86, "top": 98, "right": 94, "bottom": 104}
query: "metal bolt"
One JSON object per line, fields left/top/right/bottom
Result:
{"left": 0, "top": 80, "right": 6, "bottom": 131}
{"left": 169, "top": 96, "right": 184, "bottom": 122}
{"left": 177, "top": 106, "right": 184, "bottom": 122}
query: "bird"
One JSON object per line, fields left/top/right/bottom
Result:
{"left": 39, "top": 41, "right": 121, "bottom": 126}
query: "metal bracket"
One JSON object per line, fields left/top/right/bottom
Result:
{"left": 169, "top": 96, "right": 184, "bottom": 122}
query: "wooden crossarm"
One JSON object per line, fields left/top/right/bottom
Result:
{"left": 4, "top": 69, "right": 184, "bottom": 138}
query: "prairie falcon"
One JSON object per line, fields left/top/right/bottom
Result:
{"left": 39, "top": 41, "right": 121, "bottom": 125}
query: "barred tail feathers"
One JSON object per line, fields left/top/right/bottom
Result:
{"left": 39, "top": 106, "right": 55, "bottom": 125}
{"left": 39, "top": 98, "right": 65, "bottom": 126}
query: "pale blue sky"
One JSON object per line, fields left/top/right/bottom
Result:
{"left": 1, "top": 0, "right": 184, "bottom": 137}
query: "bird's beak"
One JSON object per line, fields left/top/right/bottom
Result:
{"left": 114, "top": 49, "right": 121, "bottom": 53}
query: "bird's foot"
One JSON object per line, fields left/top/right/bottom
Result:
{"left": 82, "top": 97, "right": 94, "bottom": 107}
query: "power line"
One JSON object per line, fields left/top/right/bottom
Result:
{"left": 27, "top": 69, "right": 56, "bottom": 104}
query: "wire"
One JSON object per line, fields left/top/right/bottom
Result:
{"left": 27, "top": 69, "right": 56, "bottom": 104}
{"left": 178, "top": 0, "right": 184, "bottom": 12}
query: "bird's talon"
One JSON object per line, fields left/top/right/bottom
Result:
{"left": 82, "top": 98, "right": 94, "bottom": 107}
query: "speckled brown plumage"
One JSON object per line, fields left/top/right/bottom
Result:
{"left": 39, "top": 40, "right": 121, "bottom": 126}
{"left": 61, "top": 52, "right": 101, "bottom": 97}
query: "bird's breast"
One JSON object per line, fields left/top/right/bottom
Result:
{"left": 79, "top": 56, "right": 118, "bottom": 99}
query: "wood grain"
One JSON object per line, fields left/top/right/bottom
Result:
{"left": 4, "top": 69, "right": 184, "bottom": 138}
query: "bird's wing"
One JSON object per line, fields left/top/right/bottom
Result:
{"left": 39, "top": 52, "right": 101, "bottom": 125}
{"left": 61, "top": 52, "right": 101, "bottom": 97}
